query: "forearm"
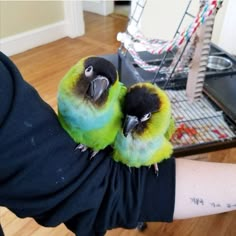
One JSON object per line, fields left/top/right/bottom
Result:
{"left": 174, "top": 158, "right": 236, "bottom": 219}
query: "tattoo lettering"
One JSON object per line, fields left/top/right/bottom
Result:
{"left": 226, "top": 203, "right": 236, "bottom": 208}
{"left": 210, "top": 202, "right": 221, "bottom": 208}
{"left": 190, "top": 197, "right": 204, "bottom": 206}
{"left": 191, "top": 197, "right": 236, "bottom": 209}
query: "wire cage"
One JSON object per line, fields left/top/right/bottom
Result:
{"left": 115, "top": 46, "right": 236, "bottom": 157}
{"left": 115, "top": 0, "right": 236, "bottom": 157}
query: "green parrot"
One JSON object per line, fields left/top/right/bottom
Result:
{"left": 57, "top": 56, "right": 126, "bottom": 157}
{"left": 113, "top": 82, "right": 175, "bottom": 174}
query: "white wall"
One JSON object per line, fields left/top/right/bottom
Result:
{"left": 131, "top": 0, "right": 235, "bottom": 54}
{"left": 217, "top": 0, "right": 236, "bottom": 54}
{"left": 83, "top": 0, "right": 114, "bottom": 16}
{"left": 140, "top": 0, "right": 199, "bottom": 40}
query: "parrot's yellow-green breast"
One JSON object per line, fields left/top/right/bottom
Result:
{"left": 113, "top": 82, "right": 175, "bottom": 167}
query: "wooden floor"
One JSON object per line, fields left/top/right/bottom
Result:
{"left": 1, "top": 11, "right": 236, "bottom": 236}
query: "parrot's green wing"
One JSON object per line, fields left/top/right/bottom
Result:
{"left": 118, "top": 82, "right": 127, "bottom": 104}
{"left": 165, "top": 117, "right": 176, "bottom": 140}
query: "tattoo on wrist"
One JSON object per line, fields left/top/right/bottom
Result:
{"left": 190, "top": 197, "right": 236, "bottom": 209}
{"left": 190, "top": 197, "right": 204, "bottom": 206}
{"left": 226, "top": 203, "right": 236, "bottom": 208}
{"left": 210, "top": 202, "right": 221, "bottom": 208}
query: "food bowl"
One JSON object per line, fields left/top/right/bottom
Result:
{"left": 207, "top": 56, "right": 233, "bottom": 71}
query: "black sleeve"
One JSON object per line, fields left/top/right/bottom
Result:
{"left": 0, "top": 51, "right": 175, "bottom": 236}
{"left": 0, "top": 224, "right": 3, "bottom": 236}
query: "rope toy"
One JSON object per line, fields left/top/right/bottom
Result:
{"left": 117, "top": 0, "right": 223, "bottom": 72}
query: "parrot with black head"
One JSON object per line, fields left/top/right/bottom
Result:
{"left": 57, "top": 56, "right": 126, "bottom": 157}
{"left": 113, "top": 82, "right": 175, "bottom": 174}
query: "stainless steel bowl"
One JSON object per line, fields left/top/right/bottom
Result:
{"left": 207, "top": 56, "right": 233, "bottom": 71}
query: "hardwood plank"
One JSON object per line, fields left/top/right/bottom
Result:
{"left": 1, "top": 11, "right": 236, "bottom": 236}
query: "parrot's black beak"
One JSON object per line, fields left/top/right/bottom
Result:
{"left": 88, "top": 76, "right": 110, "bottom": 101}
{"left": 123, "top": 115, "right": 139, "bottom": 137}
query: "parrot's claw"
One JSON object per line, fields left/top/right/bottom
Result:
{"left": 153, "top": 163, "right": 159, "bottom": 176}
{"left": 136, "top": 222, "right": 148, "bottom": 231}
{"left": 128, "top": 167, "right": 132, "bottom": 173}
{"left": 90, "top": 151, "right": 99, "bottom": 160}
{"left": 75, "top": 144, "right": 88, "bottom": 152}
{"left": 82, "top": 146, "right": 88, "bottom": 152}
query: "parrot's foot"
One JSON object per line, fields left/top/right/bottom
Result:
{"left": 75, "top": 144, "right": 88, "bottom": 152}
{"left": 153, "top": 163, "right": 159, "bottom": 176}
{"left": 89, "top": 151, "right": 99, "bottom": 160}
{"left": 136, "top": 222, "right": 148, "bottom": 231}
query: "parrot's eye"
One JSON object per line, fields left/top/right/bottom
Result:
{"left": 85, "top": 66, "right": 93, "bottom": 77}
{"left": 140, "top": 113, "right": 151, "bottom": 122}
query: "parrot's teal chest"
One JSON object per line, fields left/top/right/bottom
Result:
{"left": 114, "top": 132, "right": 164, "bottom": 167}
{"left": 58, "top": 93, "right": 116, "bottom": 131}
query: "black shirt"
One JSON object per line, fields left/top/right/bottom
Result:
{"left": 0, "top": 51, "right": 175, "bottom": 236}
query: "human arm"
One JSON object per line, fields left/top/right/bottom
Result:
{"left": 0, "top": 51, "right": 175, "bottom": 236}
{"left": 2, "top": 50, "right": 236, "bottom": 236}
{"left": 174, "top": 158, "right": 236, "bottom": 219}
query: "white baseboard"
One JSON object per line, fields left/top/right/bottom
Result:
{"left": 83, "top": 1, "right": 114, "bottom": 16}
{"left": 0, "top": 21, "right": 66, "bottom": 56}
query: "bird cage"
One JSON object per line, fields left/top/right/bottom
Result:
{"left": 116, "top": 0, "right": 236, "bottom": 156}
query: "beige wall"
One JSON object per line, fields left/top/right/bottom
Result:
{"left": 133, "top": 0, "right": 229, "bottom": 48}
{"left": 212, "top": 0, "right": 229, "bottom": 44}
{"left": 0, "top": 1, "right": 64, "bottom": 38}
{"left": 140, "top": 0, "right": 199, "bottom": 41}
